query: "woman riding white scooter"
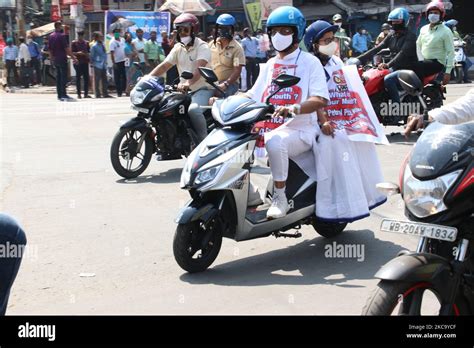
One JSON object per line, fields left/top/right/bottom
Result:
{"left": 304, "top": 20, "right": 387, "bottom": 222}
{"left": 243, "top": 6, "right": 332, "bottom": 220}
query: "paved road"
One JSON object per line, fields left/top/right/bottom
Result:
{"left": 1, "top": 83, "right": 472, "bottom": 314}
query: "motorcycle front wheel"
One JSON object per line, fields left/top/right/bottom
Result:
{"left": 362, "top": 279, "right": 468, "bottom": 315}
{"left": 173, "top": 218, "right": 223, "bottom": 273}
{"left": 110, "top": 128, "right": 154, "bottom": 179}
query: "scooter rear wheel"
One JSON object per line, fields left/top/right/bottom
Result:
{"left": 312, "top": 219, "right": 347, "bottom": 238}
{"left": 173, "top": 219, "right": 223, "bottom": 273}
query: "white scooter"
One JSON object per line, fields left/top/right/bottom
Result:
{"left": 173, "top": 67, "right": 347, "bottom": 273}
{"left": 452, "top": 38, "right": 467, "bottom": 83}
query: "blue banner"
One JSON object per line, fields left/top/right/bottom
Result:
{"left": 105, "top": 10, "right": 171, "bottom": 41}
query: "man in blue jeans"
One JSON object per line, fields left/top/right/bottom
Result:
{"left": 0, "top": 213, "right": 27, "bottom": 315}
{"left": 48, "top": 21, "right": 77, "bottom": 101}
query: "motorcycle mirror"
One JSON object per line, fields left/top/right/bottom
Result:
{"left": 376, "top": 182, "right": 400, "bottom": 196}
{"left": 198, "top": 67, "right": 218, "bottom": 83}
{"left": 181, "top": 71, "right": 194, "bottom": 80}
{"left": 397, "top": 70, "right": 423, "bottom": 96}
{"left": 272, "top": 74, "right": 300, "bottom": 89}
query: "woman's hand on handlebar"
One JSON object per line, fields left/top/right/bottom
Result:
{"left": 321, "top": 121, "right": 335, "bottom": 137}
{"left": 272, "top": 106, "right": 292, "bottom": 118}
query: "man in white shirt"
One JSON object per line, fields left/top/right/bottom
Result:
{"left": 132, "top": 28, "right": 147, "bottom": 69}
{"left": 150, "top": 13, "right": 213, "bottom": 143}
{"left": 405, "top": 88, "right": 474, "bottom": 136}
{"left": 18, "top": 36, "right": 31, "bottom": 88}
{"left": 110, "top": 29, "right": 127, "bottom": 97}
{"left": 244, "top": 7, "right": 330, "bottom": 219}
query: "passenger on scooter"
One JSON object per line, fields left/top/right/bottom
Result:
{"left": 305, "top": 20, "right": 387, "bottom": 222}
{"left": 357, "top": 8, "right": 417, "bottom": 105}
{"left": 209, "top": 14, "right": 245, "bottom": 97}
{"left": 243, "top": 6, "right": 330, "bottom": 219}
{"left": 149, "top": 13, "right": 213, "bottom": 143}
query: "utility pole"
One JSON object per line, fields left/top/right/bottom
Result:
{"left": 390, "top": 0, "right": 394, "bottom": 11}
{"left": 16, "top": 0, "right": 26, "bottom": 36}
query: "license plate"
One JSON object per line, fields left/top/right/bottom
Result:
{"left": 380, "top": 219, "right": 458, "bottom": 242}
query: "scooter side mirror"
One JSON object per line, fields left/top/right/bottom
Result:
{"left": 198, "top": 67, "right": 218, "bottom": 83}
{"left": 265, "top": 74, "right": 300, "bottom": 104}
{"left": 272, "top": 74, "right": 300, "bottom": 89}
{"left": 398, "top": 70, "right": 423, "bottom": 96}
{"left": 181, "top": 71, "right": 194, "bottom": 80}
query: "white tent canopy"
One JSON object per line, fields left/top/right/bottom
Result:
{"left": 156, "top": 0, "right": 215, "bottom": 16}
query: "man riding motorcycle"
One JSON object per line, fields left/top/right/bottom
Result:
{"left": 242, "top": 6, "right": 330, "bottom": 219}
{"left": 209, "top": 14, "right": 245, "bottom": 97}
{"left": 445, "top": 19, "right": 472, "bottom": 83}
{"left": 357, "top": 7, "right": 417, "bottom": 105}
{"left": 150, "top": 13, "right": 213, "bottom": 143}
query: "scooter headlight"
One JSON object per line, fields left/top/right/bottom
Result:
{"left": 194, "top": 164, "right": 223, "bottom": 186}
{"left": 403, "top": 165, "right": 462, "bottom": 218}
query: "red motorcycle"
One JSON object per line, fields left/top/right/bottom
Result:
{"left": 347, "top": 54, "right": 445, "bottom": 126}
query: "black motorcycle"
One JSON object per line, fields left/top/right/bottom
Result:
{"left": 110, "top": 72, "right": 212, "bottom": 179}
{"left": 362, "top": 71, "right": 474, "bottom": 315}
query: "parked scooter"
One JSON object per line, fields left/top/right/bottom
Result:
{"left": 452, "top": 38, "right": 467, "bottom": 84}
{"left": 173, "top": 67, "right": 347, "bottom": 273}
{"left": 362, "top": 70, "right": 474, "bottom": 315}
{"left": 110, "top": 72, "right": 213, "bottom": 179}
{"left": 347, "top": 55, "right": 444, "bottom": 126}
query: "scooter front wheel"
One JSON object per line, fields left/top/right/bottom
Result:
{"left": 173, "top": 219, "right": 223, "bottom": 273}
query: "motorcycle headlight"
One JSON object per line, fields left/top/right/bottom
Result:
{"left": 195, "top": 164, "right": 223, "bottom": 186}
{"left": 130, "top": 91, "right": 147, "bottom": 105}
{"left": 403, "top": 165, "right": 462, "bottom": 218}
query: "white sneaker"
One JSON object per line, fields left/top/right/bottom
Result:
{"left": 266, "top": 192, "right": 289, "bottom": 219}
{"left": 247, "top": 183, "right": 263, "bottom": 206}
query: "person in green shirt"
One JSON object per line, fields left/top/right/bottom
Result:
{"left": 144, "top": 31, "right": 165, "bottom": 71}
{"left": 416, "top": 1, "right": 455, "bottom": 86}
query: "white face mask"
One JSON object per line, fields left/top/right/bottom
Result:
{"left": 319, "top": 41, "right": 337, "bottom": 57}
{"left": 180, "top": 35, "right": 192, "bottom": 45}
{"left": 335, "top": 22, "right": 342, "bottom": 28}
{"left": 26, "top": 38, "right": 32, "bottom": 44}
{"left": 271, "top": 32, "right": 293, "bottom": 52}
{"left": 428, "top": 13, "right": 440, "bottom": 23}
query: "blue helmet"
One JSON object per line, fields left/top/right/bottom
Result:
{"left": 216, "top": 14, "right": 236, "bottom": 27}
{"left": 387, "top": 8, "right": 410, "bottom": 26}
{"left": 304, "top": 20, "right": 339, "bottom": 52}
{"left": 445, "top": 19, "right": 458, "bottom": 29}
{"left": 266, "top": 6, "right": 306, "bottom": 41}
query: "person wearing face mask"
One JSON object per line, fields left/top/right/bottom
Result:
{"left": 416, "top": 1, "right": 455, "bottom": 86}
{"left": 352, "top": 27, "right": 371, "bottom": 55}
{"left": 110, "top": 29, "right": 127, "bottom": 97}
{"left": 304, "top": 20, "right": 387, "bottom": 223}
{"left": 26, "top": 34, "right": 41, "bottom": 85}
{"left": 242, "top": 6, "right": 330, "bottom": 219}
{"left": 150, "top": 13, "right": 213, "bottom": 144}
{"left": 209, "top": 14, "right": 245, "bottom": 97}
{"left": 357, "top": 8, "right": 418, "bottom": 106}
{"left": 332, "top": 14, "right": 351, "bottom": 59}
